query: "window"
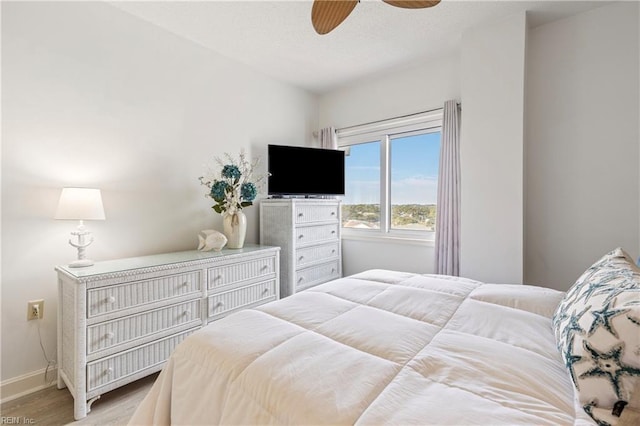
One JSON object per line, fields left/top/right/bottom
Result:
{"left": 338, "top": 110, "right": 442, "bottom": 241}
{"left": 342, "top": 141, "right": 381, "bottom": 229}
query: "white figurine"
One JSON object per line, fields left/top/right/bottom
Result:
{"left": 197, "top": 229, "right": 227, "bottom": 252}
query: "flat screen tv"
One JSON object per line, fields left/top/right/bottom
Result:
{"left": 268, "top": 144, "right": 345, "bottom": 197}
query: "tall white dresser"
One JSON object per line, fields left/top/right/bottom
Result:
{"left": 56, "top": 244, "right": 279, "bottom": 420}
{"left": 260, "top": 198, "right": 341, "bottom": 298}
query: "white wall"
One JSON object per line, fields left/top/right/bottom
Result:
{"left": 460, "top": 12, "right": 527, "bottom": 284}
{"left": 525, "top": 2, "right": 640, "bottom": 290}
{"left": 319, "top": 54, "right": 460, "bottom": 276}
{"left": 1, "top": 1, "right": 317, "bottom": 383}
{"left": 321, "top": 3, "right": 640, "bottom": 288}
{"left": 319, "top": 14, "right": 530, "bottom": 283}
{"left": 339, "top": 238, "right": 438, "bottom": 277}
{"left": 319, "top": 55, "right": 461, "bottom": 129}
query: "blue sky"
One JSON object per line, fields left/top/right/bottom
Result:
{"left": 344, "top": 132, "right": 440, "bottom": 205}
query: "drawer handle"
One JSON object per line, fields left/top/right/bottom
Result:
{"left": 330, "top": 211, "right": 336, "bottom": 216}
{"left": 298, "top": 277, "right": 304, "bottom": 283}
{"left": 215, "top": 275, "right": 223, "bottom": 281}
{"left": 298, "top": 255, "right": 304, "bottom": 261}
{"left": 105, "top": 367, "right": 113, "bottom": 376}
{"left": 331, "top": 249, "right": 336, "bottom": 254}
{"left": 214, "top": 301, "right": 225, "bottom": 309}
{"left": 105, "top": 332, "right": 115, "bottom": 339}
{"left": 106, "top": 296, "right": 116, "bottom": 304}
{"left": 331, "top": 230, "right": 336, "bottom": 234}
{"left": 298, "top": 213, "right": 304, "bottom": 217}
{"left": 298, "top": 234, "right": 304, "bottom": 239}
{"left": 182, "top": 310, "right": 191, "bottom": 317}
{"left": 182, "top": 281, "right": 190, "bottom": 287}
{"left": 262, "top": 287, "right": 270, "bottom": 294}
{"left": 331, "top": 268, "right": 336, "bottom": 273}
{"left": 261, "top": 265, "right": 269, "bottom": 270}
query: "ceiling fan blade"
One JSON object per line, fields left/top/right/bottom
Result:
{"left": 311, "top": 0, "right": 359, "bottom": 35}
{"left": 383, "top": 0, "right": 441, "bottom": 9}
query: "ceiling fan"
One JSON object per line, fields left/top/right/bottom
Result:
{"left": 311, "top": 0, "right": 441, "bottom": 35}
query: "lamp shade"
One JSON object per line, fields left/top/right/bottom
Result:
{"left": 55, "top": 188, "right": 106, "bottom": 220}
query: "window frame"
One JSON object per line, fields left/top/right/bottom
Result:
{"left": 337, "top": 109, "right": 443, "bottom": 243}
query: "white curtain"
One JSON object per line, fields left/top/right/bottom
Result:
{"left": 319, "top": 127, "right": 337, "bottom": 149}
{"left": 435, "top": 100, "right": 461, "bottom": 276}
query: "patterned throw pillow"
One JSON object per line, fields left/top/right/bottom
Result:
{"left": 553, "top": 248, "right": 640, "bottom": 426}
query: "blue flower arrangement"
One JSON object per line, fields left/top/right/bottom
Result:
{"left": 199, "top": 150, "right": 266, "bottom": 215}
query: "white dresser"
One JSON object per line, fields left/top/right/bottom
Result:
{"left": 260, "top": 199, "right": 341, "bottom": 298}
{"left": 55, "top": 244, "right": 279, "bottom": 420}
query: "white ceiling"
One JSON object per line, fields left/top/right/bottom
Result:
{"left": 110, "top": 0, "right": 612, "bottom": 94}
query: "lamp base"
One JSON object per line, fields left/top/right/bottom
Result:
{"left": 69, "top": 258, "right": 95, "bottom": 268}
{"left": 67, "top": 222, "right": 96, "bottom": 268}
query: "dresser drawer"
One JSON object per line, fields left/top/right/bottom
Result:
{"left": 295, "top": 204, "right": 339, "bottom": 224}
{"left": 295, "top": 260, "right": 340, "bottom": 292}
{"left": 86, "top": 329, "right": 195, "bottom": 392}
{"left": 207, "top": 279, "right": 277, "bottom": 319}
{"left": 295, "top": 224, "right": 339, "bottom": 247}
{"left": 87, "top": 299, "right": 201, "bottom": 355}
{"left": 87, "top": 271, "right": 201, "bottom": 318}
{"left": 208, "top": 255, "right": 276, "bottom": 289}
{"left": 296, "top": 241, "right": 340, "bottom": 267}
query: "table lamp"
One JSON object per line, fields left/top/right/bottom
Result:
{"left": 55, "top": 187, "right": 106, "bottom": 267}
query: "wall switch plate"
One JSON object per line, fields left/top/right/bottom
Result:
{"left": 27, "top": 299, "right": 44, "bottom": 320}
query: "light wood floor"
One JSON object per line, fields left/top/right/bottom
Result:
{"left": 0, "top": 373, "right": 157, "bottom": 426}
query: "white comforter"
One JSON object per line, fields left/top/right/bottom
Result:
{"left": 129, "top": 269, "right": 596, "bottom": 425}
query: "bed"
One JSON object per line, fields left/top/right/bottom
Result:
{"left": 129, "top": 248, "right": 640, "bottom": 425}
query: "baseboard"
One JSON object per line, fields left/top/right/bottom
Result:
{"left": 0, "top": 367, "right": 58, "bottom": 404}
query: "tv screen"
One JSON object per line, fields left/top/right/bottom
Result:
{"left": 268, "top": 144, "right": 345, "bottom": 197}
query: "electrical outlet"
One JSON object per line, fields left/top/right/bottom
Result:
{"left": 27, "top": 299, "right": 44, "bottom": 320}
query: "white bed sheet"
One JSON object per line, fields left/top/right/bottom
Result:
{"left": 129, "top": 269, "right": 596, "bottom": 425}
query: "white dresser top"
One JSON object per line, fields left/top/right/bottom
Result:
{"left": 56, "top": 244, "right": 279, "bottom": 279}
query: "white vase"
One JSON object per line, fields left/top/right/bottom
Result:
{"left": 222, "top": 211, "right": 247, "bottom": 249}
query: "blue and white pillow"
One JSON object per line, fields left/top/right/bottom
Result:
{"left": 553, "top": 248, "right": 640, "bottom": 426}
